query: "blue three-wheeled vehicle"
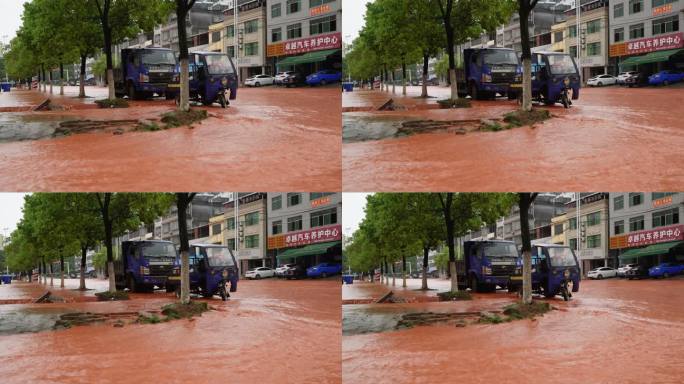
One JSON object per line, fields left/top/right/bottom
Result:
{"left": 530, "top": 52, "right": 581, "bottom": 109}
{"left": 178, "top": 52, "right": 238, "bottom": 108}
{"left": 183, "top": 244, "right": 239, "bottom": 301}
{"left": 531, "top": 243, "right": 581, "bottom": 301}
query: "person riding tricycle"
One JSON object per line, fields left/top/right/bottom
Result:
{"left": 531, "top": 243, "right": 581, "bottom": 301}
{"left": 528, "top": 52, "right": 581, "bottom": 108}
{"left": 180, "top": 244, "right": 239, "bottom": 301}
{"left": 178, "top": 52, "right": 238, "bottom": 108}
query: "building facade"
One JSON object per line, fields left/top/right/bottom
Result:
{"left": 497, "top": 193, "right": 571, "bottom": 247}
{"left": 266, "top": 0, "right": 342, "bottom": 75}
{"left": 154, "top": 194, "right": 230, "bottom": 246}
{"left": 609, "top": 0, "right": 684, "bottom": 73}
{"left": 267, "top": 192, "right": 342, "bottom": 269}
{"left": 563, "top": 0, "right": 612, "bottom": 79}
{"left": 609, "top": 192, "right": 684, "bottom": 267}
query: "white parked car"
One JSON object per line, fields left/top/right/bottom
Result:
{"left": 244, "top": 267, "right": 275, "bottom": 279}
{"left": 244, "top": 74, "right": 275, "bottom": 87}
{"left": 617, "top": 263, "right": 637, "bottom": 277}
{"left": 275, "top": 263, "right": 296, "bottom": 277}
{"left": 587, "top": 267, "right": 617, "bottom": 279}
{"left": 616, "top": 71, "right": 638, "bottom": 85}
{"left": 586, "top": 74, "right": 617, "bottom": 87}
{"left": 274, "top": 71, "right": 296, "bottom": 85}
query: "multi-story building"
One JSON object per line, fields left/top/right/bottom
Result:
{"left": 266, "top": 0, "right": 342, "bottom": 76}
{"left": 496, "top": 193, "right": 572, "bottom": 247}
{"left": 501, "top": 0, "right": 571, "bottom": 52}
{"left": 208, "top": 193, "right": 268, "bottom": 273}
{"left": 550, "top": 211, "right": 568, "bottom": 244}
{"left": 609, "top": 0, "right": 684, "bottom": 74}
{"left": 267, "top": 192, "right": 342, "bottom": 269}
{"left": 609, "top": 192, "right": 684, "bottom": 267}
{"left": 207, "top": 0, "right": 270, "bottom": 80}
{"left": 154, "top": 2, "right": 225, "bottom": 53}
{"left": 550, "top": 20, "right": 568, "bottom": 52}
{"left": 154, "top": 194, "right": 231, "bottom": 246}
{"left": 563, "top": 0, "right": 612, "bottom": 79}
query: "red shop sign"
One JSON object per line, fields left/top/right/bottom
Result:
{"left": 283, "top": 32, "right": 341, "bottom": 55}
{"left": 626, "top": 32, "right": 683, "bottom": 55}
{"left": 285, "top": 224, "right": 341, "bottom": 247}
{"left": 626, "top": 224, "right": 684, "bottom": 248}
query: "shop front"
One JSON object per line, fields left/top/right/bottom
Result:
{"left": 579, "top": 248, "right": 610, "bottom": 273}
{"left": 267, "top": 32, "right": 342, "bottom": 77}
{"left": 611, "top": 32, "right": 684, "bottom": 76}
{"left": 239, "top": 247, "right": 270, "bottom": 275}
{"left": 268, "top": 224, "right": 342, "bottom": 269}
{"left": 612, "top": 224, "right": 684, "bottom": 267}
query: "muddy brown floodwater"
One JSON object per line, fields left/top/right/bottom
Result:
{"left": 343, "top": 278, "right": 684, "bottom": 384}
{"left": 0, "top": 86, "right": 341, "bottom": 191}
{"left": 342, "top": 85, "right": 684, "bottom": 191}
{"left": 0, "top": 278, "right": 341, "bottom": 383}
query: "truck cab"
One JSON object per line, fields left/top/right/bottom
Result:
{"left": 114, "top": 48, "right": 180, "bottom": 100}
{"left": 458, "top": 48, "right": 521, "bottom": 100}
{"left": 114, "top": 240, "right": 180, "bottom": 292}
{"left": 460, "top": 240, "right": 522, "bottom": 292}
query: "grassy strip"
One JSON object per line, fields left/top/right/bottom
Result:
{"left": 480, "top": 109, "right": 552, "bottom": 132}
{"left": 437, "top": 290, "right": 473, "bottom": 301}
{"left": 136, "top": 302, "right": 210, "bottom": 324}
{"left": 437, "top": 98, "right": 472, "bottom": 109}
{"left": 95, "top": 98, "right": 129, "bottom": 108}
{"left": 95, "top": 291, "right": 130, "bottom": 301}
{"left": 479, "top": 301, "right": 553, "bottom": 324}
{"left": 161, "top": 109, "right": 208, "bottom": 128}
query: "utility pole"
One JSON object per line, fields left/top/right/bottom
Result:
{"left": 576, "top": 0, "right": 583, "bottom": 84}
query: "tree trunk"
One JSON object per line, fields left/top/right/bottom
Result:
{"left": 97, "top": 193, "right": 116, "bottom": 293}
{"left": 391, "top": 70, "right": 396, "bottom": 94}
{"left": 60, "top": 254, "right": 65, "bottom": 288}
{"left": 177, "top": 5, "right": 191, "bottom": 112}
{"left": 421, "top": 247, "right": 429, "bottom": 290}
{"left": 421, "top": 54, "right": 429, "bottom": 98}
{"left": 445, "top": 21, "right": 458, "bottom": 99}
{"left": 103, "top": 20, "right": 115, "bottom": 100}
{"left": 49, "top": 70, "right": 53, "bottom": 94}
{"left": 79, "top": 246, "right": 87, "bottom": 290}
{"left": 402, "top": 59, "right": 407, "bottom": 96}
{"left": 519, "top": 4, "right": 533, "bottom": 111}
{"left": 59, "top": 62, "right": 64, "bottom": 96}
{"left": 402, "top": 255, "right": 407, "bottom": 288}
{"left": 79, "top": 55, "right": 87, "bottom": 98}
{"left": 176, "top": 193, "right": 196, "bottom": 305}
{"left": 391, "top": 263, "right": 396, "bottom": 286}
{"left": 522, "top": 58, "right": 532, "bottom": 111}
{"left": 50, "top": 263, "right": 54, "bottom": 286}
{"left": 519, "top": 193, "right": 537, "bottom": 304}
{"left": 179, "top": 59, "right": 190, "bottom": 111}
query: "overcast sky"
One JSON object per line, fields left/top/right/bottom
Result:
{"left": 342, "top": 0, "right": 370, "bottom": 43}
{"left": 0, "top": 0, "right": 25, "bottom": 44}
{"left": 0, "top": 193, "right": 28, "bottom": 236}
{"left": 342, "top": 193, "right": 371, "bottom": 237}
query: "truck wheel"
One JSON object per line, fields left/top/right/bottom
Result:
{"left": 165, "top": 93, "right": 175, "bottom": 100}
{"left": 165, "top": 284, "right": 174, "bottom": 293}
{"left": 507, "top": 92, "right": 516, "bottom": 100}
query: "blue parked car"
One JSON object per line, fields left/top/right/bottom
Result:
{"left": 306, "top": 70, "right": 342, "bottom": 86}
{"left": 649, "top": 262, "right": 684, "bottom": 278}
{"left": 648, "top": 70, "right": 684, "bottom": 86}
{"left": 306, "top": 262, "right": 342, "bottom": 278}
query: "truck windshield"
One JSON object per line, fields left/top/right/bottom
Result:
{"left": 484, "top": 50, "right": 519, "bottom": 65}
{"left": 548, "top": 247, "right": 577, "bottom": 267}
{"left": 484, "top": 243, "right": 518, "bottom": 257}
{"left": 205, "top": 55, "right": 235, "bottom": 75}
{"left": 205, "top": 247, "right": 236, "bottom": 267}
{"left": 142, "top": 51, "right": 176, "bottom": 65}
{"left": 547, "top": 55, "right": 577, "bottom": 75}
{"left": 141, "top": 242, "right": 177, "bottom": 258}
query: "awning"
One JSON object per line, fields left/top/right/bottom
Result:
{"left": 277, "top": 49, "right": 340, "bottom": 66}
{"left": 619, "top": 49, "right": 684, "bottom": 67}
{"left": 618, "top": 241, "right": 682, "bottom": 261}
{"left": 276, "top": 241, "right": 340, "bottom": 261}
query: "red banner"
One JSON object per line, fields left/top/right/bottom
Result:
{"left": 625, "top": 224, "right": 684, "bottom": 248}
{"left": 626, "top": 32, "right": 683, "bottom": 55}
{"left": 284, "top": 32, "right": 341, "bottom": 55}
{"left": 285, "top": 224, "right": 341, "bottom": 248}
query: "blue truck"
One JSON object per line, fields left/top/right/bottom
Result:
{"left": 114, "top": 240, "right": 180, "bottom": 292}
{"left": 457, "top": 48, "right": 522, "bottom": 100}
{"left": 456, "top": 240, "right": 522, "bottom": 292}
{"left": 114, "top": 48, "right": 180, "bottom": 100}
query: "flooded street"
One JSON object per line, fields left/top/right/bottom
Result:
{"left": 342, "top": 85, "right": 684, "bottom": 191}
{"left": 0, "top": 86, "right": 341, "bottom": 191}
{"left": 0, "top": 278, "right": 341, "bottom": 383}
{"left": 343, "top": 278, "right": 684, "bottom": 384}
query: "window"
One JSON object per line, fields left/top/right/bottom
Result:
{"left": 554, "top": 223, "right": 564, "bottom": 235}
{"left": 226, "top": 45, "right": 235, "bottom": 58}
{"left": 272, "top": 28, "right": 282, "bottom": 43}
{"left": 310, "top": 0, "right": 334, "bottom": 6}
{"left": 614, "top": 3, "right": 624, "bottom": 18}
{"left": 212, "top": 223, "right": 222, "bottom": 236}
{"left": 587, "top": 42, "right": 601, "bottom": 56}
{"left": 245, "top": 235, "right": 259, "bottom": 249}
{"left": 652, "top": 16, "right": 679, "bottom": 35}
{"left": 271, "top": 3, "right": 281, "bottom": 18}
{"left": 287, "top": 216, "right": 303, "bottom": 232}
{"left": 287, "top": 192, "right": 301, "bottom": 207}
{"left": 287, "top": 23, "right": 302, "bottom": 39}
{"left": 310, "top": 192, "right": 335, "bottom": 200}
{"left": 652, "top": 192, "right": 676, "bottom": 200}
{"left": 652, "top": 0, "right": 677, "bottom": 7}
{"left": 245, "top": 19, "right": 259, "bottom": 34}
{"left": 629, "top": 23, "right": 644, "bottom": 39}
{"left": 310, "top": 15, "right": 337, "bottom": 35}
{"left": 569, "top": 217, "right": 577, "bottom": 230}
{"left": 272, "top": 195, "right": 282, "bottom": 210}
{"left": 569, "top": 45, "right": 578, "bottom": 57}
{"left": 587, "top": 19, "right": 601, "bottom": 34}
{"left": 310, "top": 208, "right": 337, "bottom": 227}
{"left": 586, "top": 212, "right": 601, "bottom": 226}
{"left": 568, "top": 25, "right": 577, "bottom": 37}
{"left": 587, "top": 234, "right": 601, "bottom": 248}
{"left": 272, "top": 220, "right": 282, "bottom": 235}
{"left": 569, "top": 238, "right": 578, "bottom": 249}
{"left": 245, "top": 212, "right": 259, "bottom": 226}
{"left": 226, "top": 25, "right": 235, "bottom": 38}
{"left": 244, "top": 42, "right": 258, "bottom": 56}
{"left": 614, "top": 195, "right": 624, "bottom": 210}
{"left": 226, "top": 238, "right": 236, "bottom": 249}
{"left": 614, "top": 220, "right": 625, "bottom": 235}
{"left": 614, "top": 28, "right": 625, "bottom": 42}
{"left": 212, "top": 31, "right": 221, "bottom": 43}
{"left": 286, "top": 0, "right": 300, "bottom": 14}
{"left": 629, "top": 192, "right": 643, "bottom": 207}
{"left": 653, "top": 208, "right": 679, "bottom": 227}
{"left": 629, "top": 0, "right": 642, "bottom": 14}
{"left": 629, "top": 216, "right": 645, "bottom": 232}
{"left": 554, "top": 31, "right": 563, "bottom": 43}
